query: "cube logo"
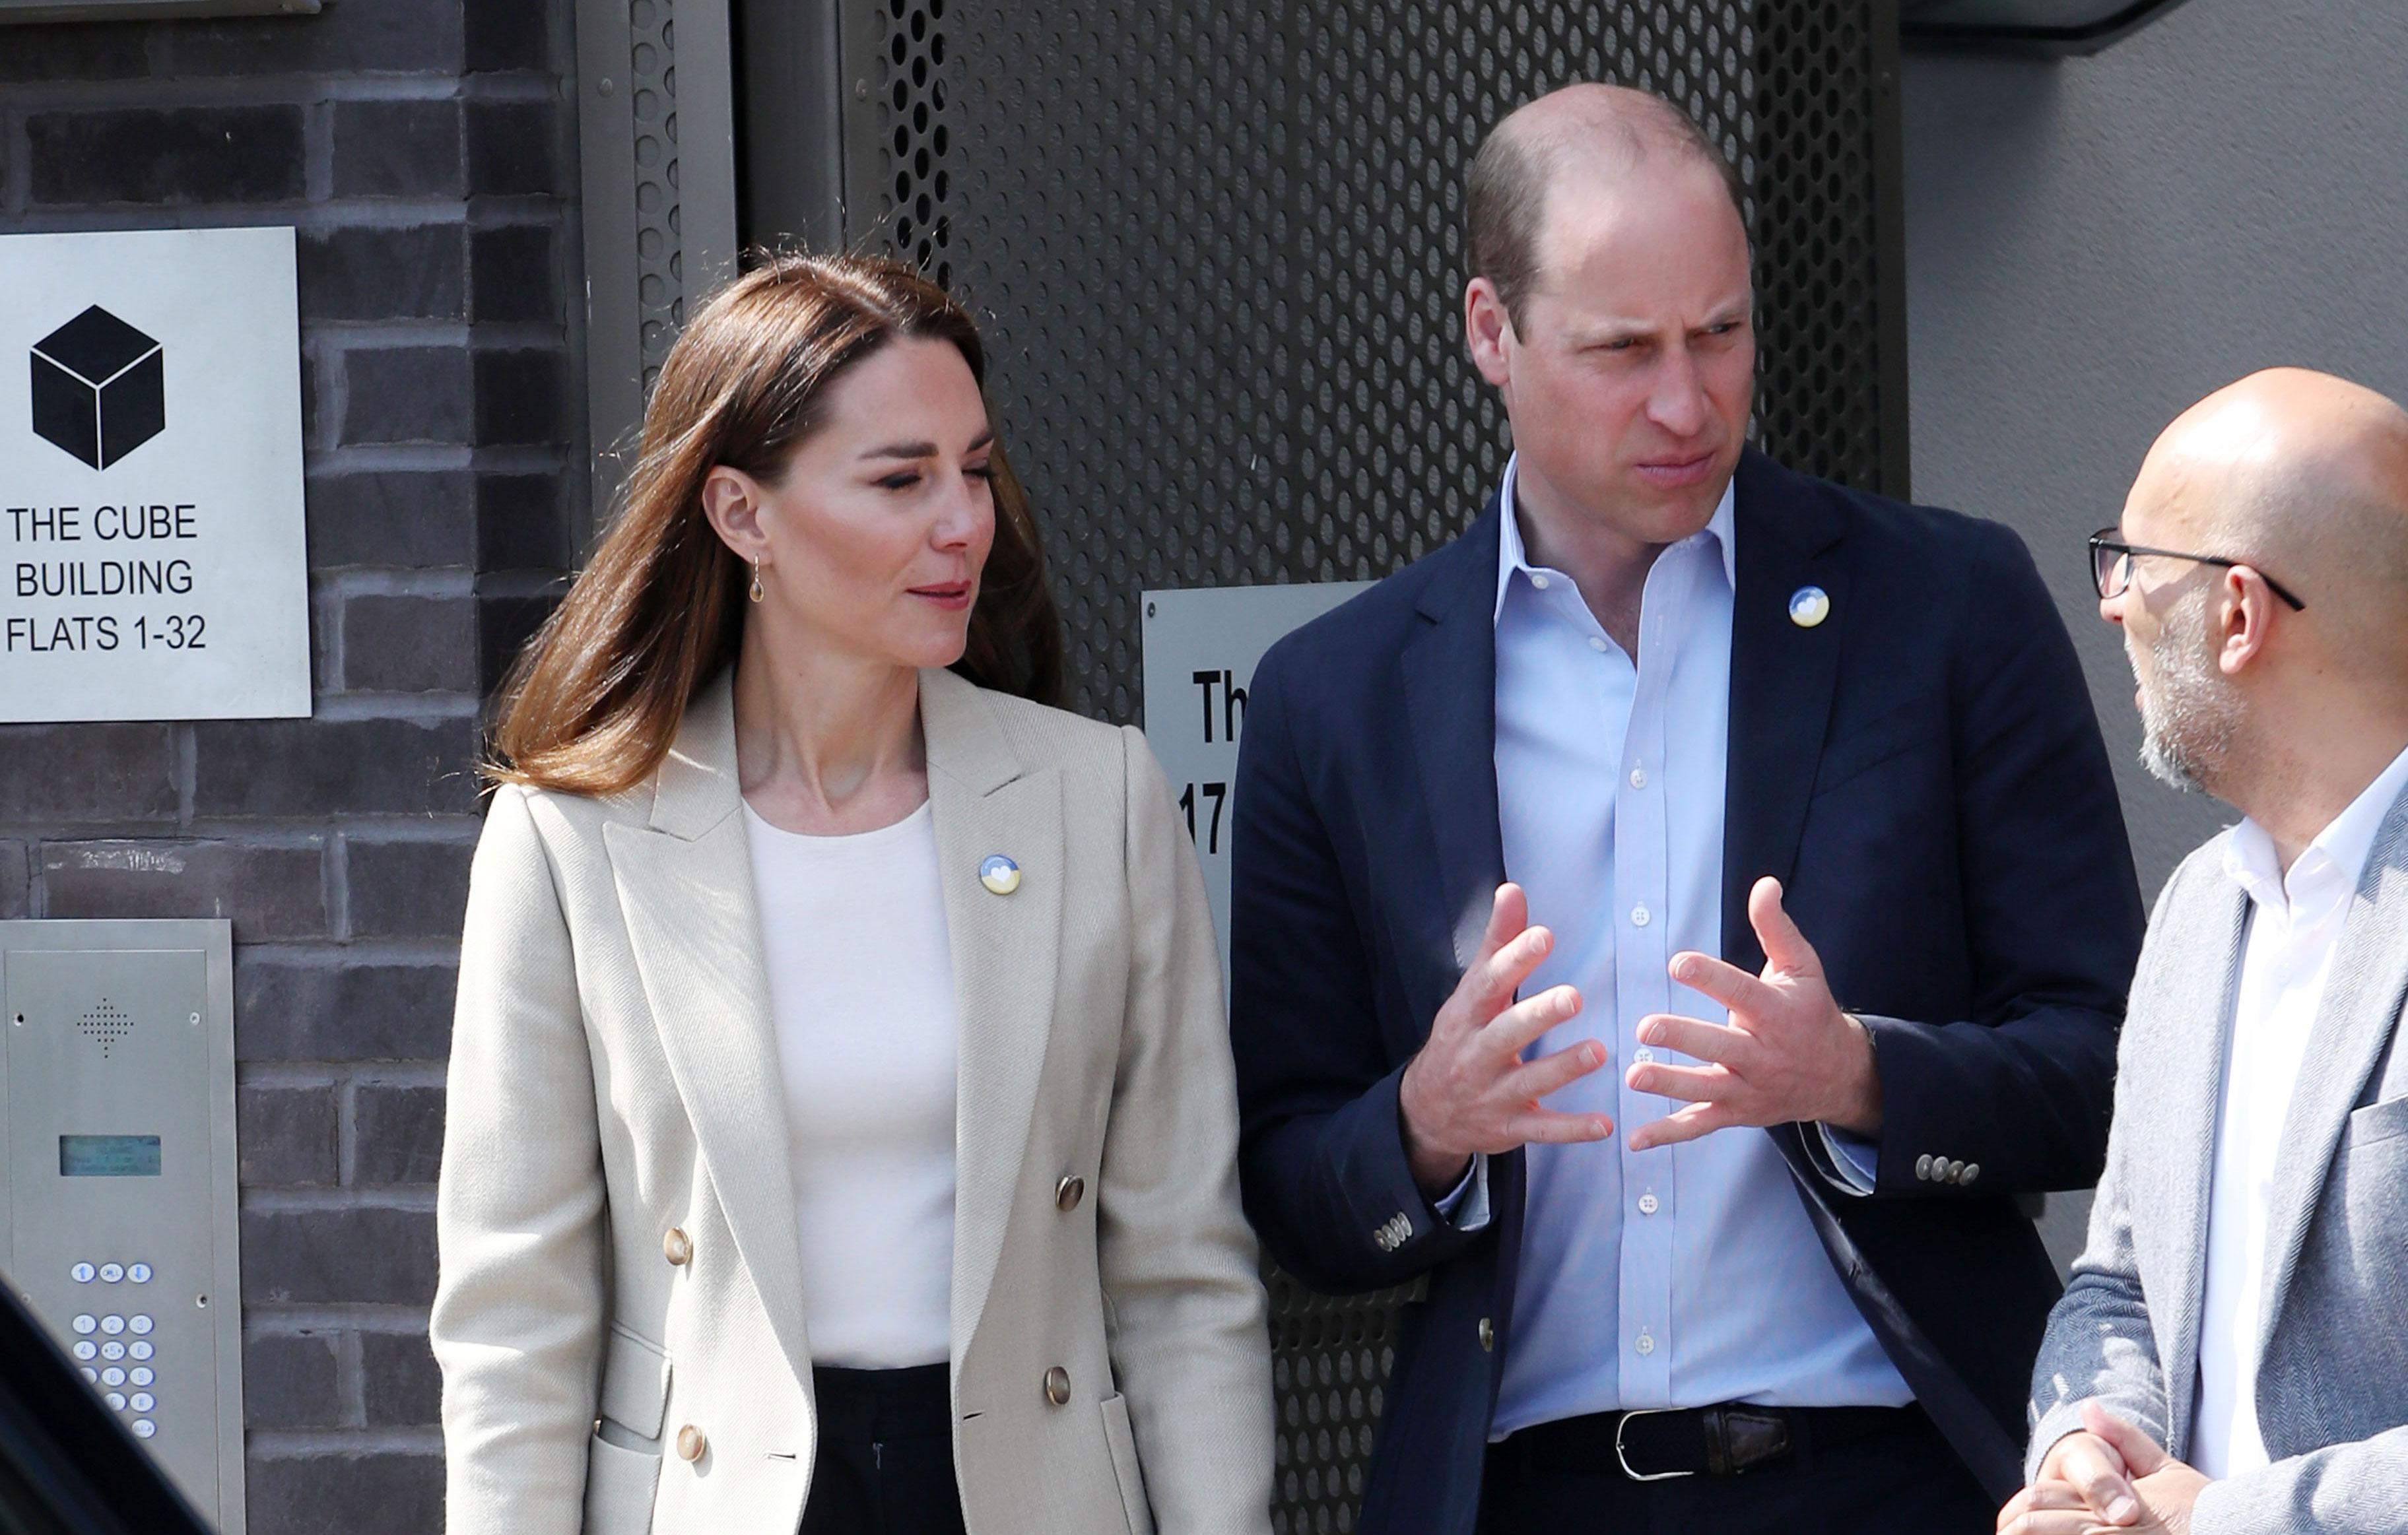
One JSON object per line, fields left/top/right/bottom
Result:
{"left": 30, "top": 305, "right": 166, "bottom": 471}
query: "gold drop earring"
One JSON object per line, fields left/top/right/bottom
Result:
{"left": 749, "top": 557, "right": 766, "bottom": 604}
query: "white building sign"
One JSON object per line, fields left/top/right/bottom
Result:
{"left": 1142, "top": 581, "right": 1372, "bottom": 984}
{"left": 1, "top": 226, "right": 310, "bottom": 721}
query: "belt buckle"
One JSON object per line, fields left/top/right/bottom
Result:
{"left": 1613, "top": 1406, "right": 1698, "bottom": 1482}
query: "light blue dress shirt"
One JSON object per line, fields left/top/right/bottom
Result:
{"left": 1479, "top": 455, "right": 1910, "bottom": 1436}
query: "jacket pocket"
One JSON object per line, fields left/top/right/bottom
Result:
{"left": 1099, "top": 1393, "right": 1156, "bottom": 1535}
{"left": 584, "top": 1429, "right": 663, "bottom": 1535}
{"left": 2345, "top": 1094, "right": 2408, "bottom": 1151}
{"left": 599, "top": 1324, "right": 673, "bottom": 1439}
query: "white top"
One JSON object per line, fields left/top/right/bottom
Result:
{"left": 744, "top": 799, "right": 960, "bottom": 1370}
{"left": 2192, "top": 742, "right": 2408, "bottom": 1476}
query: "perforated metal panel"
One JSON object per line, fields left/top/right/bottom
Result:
{"left": 817, "top": 5, "right": 1910, "bottom": 1528}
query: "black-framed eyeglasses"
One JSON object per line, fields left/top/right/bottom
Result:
{"left": 2088, "top": 527, "right": 2307, "bottom": 610}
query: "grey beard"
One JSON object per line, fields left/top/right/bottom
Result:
{"left": 2133, "top": 593, "right": 2239, "bottom": 795}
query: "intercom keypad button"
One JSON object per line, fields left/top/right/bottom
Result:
{"left": 127, "top": 1264, "right": 151, "bottom": 1284}
{"left": 100, "top": 1315, "right": 125, "bottom": 1336}
{"left": 130, "top": 1392, "right": 153, "bottom": 1412}
{"left": 73, "top": 1341, "right": 96, "bottom": 1361}
{"left": 72, "top": 1314, "right": 96, "bottom": 1335}
{"left": 128, "top": 1315, "right": 152, "bottom": 1335}
{"left": 129, "top": 1341, "right": 153, "bottom": 1361}
{"left": 101, "top": 1341, "right": 125, "bottom": 1361}
{"left": 102, "top": 1367, "right": 125, "bottom": 1387}
{"left": 131, "top": 1420, "right": 155, "bottom": 1439}
{"left": 129, "top": 1367, "right": 152, "bottom": 1387}
{"left": 104, "top": 1392, "right": 125, "bottom": 1410}
{"left": 99, "top": 1263, "right": 123, "bottom": 1283}
{"left": 81, "top": 1368, "right": 98, "bottom": 1384}
{"left": 71, "top": 1262, "right": 95, "bottom": 1283}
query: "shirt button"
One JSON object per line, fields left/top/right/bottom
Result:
{"left": 1632, "top": 1047, "right": 1655, "bottom": 1065}
{"left": 1638, "top": 1192, "right": 1659, "bottom": 1216}
{"left": 1588, "top": 634, "right": 1608, "bottom": 652}
{"left": 1635, "top": 1332, "right": 1656, "bottom": 1356}
{"left": 1630, "top": 905, "right": 1651, "bottom": 927}
{"left": 1629, "top": 767, "right": 1648, "bottom": 788}
{"left": 1530, "top": 573, "right": 1551, "bottom": 591}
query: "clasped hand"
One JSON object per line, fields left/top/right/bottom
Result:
{"left": 1997, "top": 1402, "right": 2211, "bottom": 1535}
{"left": 1397, "top": 876, "right": 1881, "bottom": 1194}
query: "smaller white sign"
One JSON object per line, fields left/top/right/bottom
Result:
{"left": 1142, "top": 581, "right": 1373, "bottom": 986}
{"left": 0, "top": 226, "right": 310, "bottom": 722}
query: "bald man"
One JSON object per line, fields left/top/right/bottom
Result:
{"left": 2005, "top": 370, "right": 2408, "bottom": 1535}
{"left": 1229, "top": 84, "right": 2142, "bottom": 1534}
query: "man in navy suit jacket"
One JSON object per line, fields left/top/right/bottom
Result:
{"left": 1228, "top": 85, "right": 2142, "bottom": 1534}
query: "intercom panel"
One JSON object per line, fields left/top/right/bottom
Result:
{"left": 2, "top": 919, "right": 245, "bottom": 1532}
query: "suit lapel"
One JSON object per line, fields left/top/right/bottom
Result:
{"left": 2253, "top": 786, "right": 2408, "bottom": 1362}
{"left": 919, "top": 669, "right": 1065, "bottom": 1359}
{"left": 1721, "top": 450, "right": 1848, "bottom": 972}
{"left": 605, "top": 677, "right": 815, "bottom": 1383}
{"left": 1399, "top": 504, "right": 1507, "bottom": 1010}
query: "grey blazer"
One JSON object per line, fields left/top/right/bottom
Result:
{"left": 2026, "top": 783, "right": 2408, "bottom": 1534}
{"left": 432, "top": 670, "right": 1273, "bottom": 1535}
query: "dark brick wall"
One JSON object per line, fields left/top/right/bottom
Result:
{"left": 0, "top": 2, "right": 583, "bottom": 1526}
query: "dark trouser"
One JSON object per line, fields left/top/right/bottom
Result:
{"left": 801, "top": 1364, "right": 966, "bottom": 1535}
{"left": 1478, "top": 1403, "right": 1995, "bottom": 1535}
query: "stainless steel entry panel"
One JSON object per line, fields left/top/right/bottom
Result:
{"left": 2, "top": 919, "right": 245, "bottom": 1532}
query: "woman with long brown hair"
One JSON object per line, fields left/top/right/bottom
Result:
{"left": 430, "top": 253, "right": 1271, "bottom": 1535}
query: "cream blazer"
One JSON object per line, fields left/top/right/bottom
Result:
{"left": 432, "top": 669, "right": 1273, "bottom": 1535}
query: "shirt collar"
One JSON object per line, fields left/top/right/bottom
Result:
{"left": 1492, "top": 451, "right": 1738, "bottom": 624}
{"left": 2225, "top": 740, "right": 2408, "bottom": 918}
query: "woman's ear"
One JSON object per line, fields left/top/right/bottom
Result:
{"left": 699, "top": 465, "right": 768, "bottom": 560}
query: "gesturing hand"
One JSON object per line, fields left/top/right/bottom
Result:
{"left": 1997, "top": 1402, "right": 2210, "bottom": 1535}
{"left": 1624, "top": 876, "right": 1881, "bottom": 1154}
{"left": 1397, "top": 883, "right": 1613, "bottom": 1196}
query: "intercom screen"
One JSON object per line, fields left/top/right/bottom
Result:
{"left": 58, "top": 1135, "right": 162, "bottom": 1177}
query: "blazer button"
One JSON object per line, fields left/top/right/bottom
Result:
{"left": 1960, "top": 1163, "right": 1981, "bottom": 1186}
{"left": 1055, "top": 1175, "right": 1086, "bottom": 1212}
{"left": 1477, "top": 1317, "right": 1494, "bottom": 1352}
{"left": 1914, "top": 1154, "right": 1934, "bottom": 1182}
{"left": 1043, "top": 1367, "right": 1072, "bottom": 1406}
{"left": 663, "top": 1227, "right": 692, "bottom": 1266}
{"left": 675, "top": 1424, "right": 706, "bottom": 1462}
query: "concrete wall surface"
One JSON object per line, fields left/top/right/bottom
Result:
{"left": 0, "top": 4, "right": 581, "bottom": 1528}
{"left": 1902, "top": 0, "right": 2408, "bottom": 1268}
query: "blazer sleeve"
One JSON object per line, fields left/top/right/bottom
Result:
{"left": 1228, "top": 643, "right": 1488, "bottom": 1295}
{"left": 430, "top": 785, "right": 609, "bottom": 1535}
{"left": 2191, "top": 1429, "right": 2408, "bottom": 1535}
{"left": 1856, "top": 520, "right": 2142, "bottom": 1196}
{"left": 1096, "top": 725, "right": 1275, "bottom": 1535}
{"left": 2023, "top": 1088, "right": 2171, "bottom": 1481}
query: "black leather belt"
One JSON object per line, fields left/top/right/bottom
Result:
{"left": 1500, "top": 1402, "right": 1920, "bottom": 1480}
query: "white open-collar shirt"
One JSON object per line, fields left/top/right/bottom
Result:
{"left": 2193, "top": 742, "right": 2408, "bottom": 1476}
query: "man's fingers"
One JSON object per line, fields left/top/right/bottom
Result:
{"left": 1461, "top": 921, "right": 1553, "bottom": 1022}
{"left": 1488, "top": 983, "right": 1582, "bottom": 1056}
{"left": 1506, "top": 1108, "right": 1613, "bottom": 1145}
{"left": 2055, "top": 1437, "right": 2140, "bottom": 1526}
{"left": 1668, "top": 950, "right": 1782, "bottom": 1020}
{"left": 1999, "top": 1513, "right": 2111, "bottom": 1535}
{"left": 1636, "top": 1012, "right": 1748, "bottom": 1066}
{"left": 1477, "top": 883, "right": 1530, "bottom": 960}
{"left": 1747, "top": 876, "right": 1823, "bottom": 977}
{"left": 1624, "top": 1101, "right": 1735, "bottom": 1152}
{"left": 2078, "top": 1402, "right": 2169, "bottom": 1478}
{"left": 1502, "top": 1038, "right": 1607, "bottom": 1101}
{"left": 1624, "top": 1059, "right": 1735, "bottom": 1106}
